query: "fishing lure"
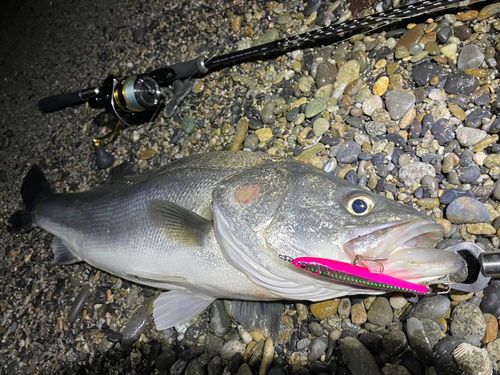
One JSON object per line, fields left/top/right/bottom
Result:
{"left": 281, "top": 255, "right": 428, "bottom": 295}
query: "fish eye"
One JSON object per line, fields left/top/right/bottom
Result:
{"left": 345, "top": 196, "right": 375, "bottom": 216}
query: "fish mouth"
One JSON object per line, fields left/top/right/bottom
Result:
{"left": 343, "top": 218, "right": 465, "bottom": 283}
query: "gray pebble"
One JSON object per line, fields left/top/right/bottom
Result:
{"left": 421, "top": 319, "right": 442, "bottom": 348}
{"left": 182, "top": 115, "right": 196, "bottom": 134}
{"left": 308, "top": 337, "right": 328, "bottom": 361}
{"left": 414, "top": 295, "right": 450, "bottom": 321}
{"left": 450, "top": 302, "right": 486, "bottom": 346}
{"left": 208, "top": 356, "right": 223, "bottom": 375}
{"left": 406, "top": 317, "right": 434, "bottom": 364}
{"left": 412, "top": 62, "right": 441, "bottom": 86}
{"left": 305, "top": 98, "right": 327, "bottom": 118}
{"left": 399, "top": 162, "right": 436, "bottom": 186}
{"left": 313, "top": 118, "right": 330, "bottom": 137}
{"left": 494, "top": 180, "right": 500, "bottom": 201}
{"left": 432, "top": 118, "right": 455, "bottom": 144}
{"left": 338, "top": 297, "right": 351, "bottom": 318}
{"left": 185, "top": 354, "right": 210, "bottom": 375}
{"left": 446, "top": 196, "right": 490, "bottom": 224}
{"left": 132, "top": 21, "right": 146, "bottom": 43}
{"left": 209, "top": 301, "right": 231, "bottom": 337}
{"left": 444, "top": 73, "right": 479, "bottom": 96}
{"left": 286, "top": 107, "right": 299, "bottom": 122}
{"left": 433, "top": 336, "right": 464, "bottom": 375}
{"left": 219, "top": 340, "right": 246, "bottom": 361}
{"left": 385, "top": 90, "right": 415, "bottom": 120}
{"left": 481, "top": 285, "right": 500, "bottom": 318}
{"left": 437, "top": 26, "right": 452, "bottom": 43}
{"left": 304, "top": 0, "right": 324, "bottom": 16}
{"left": 309, "top": 321, "right": 324, "bottom": 337}
{"left": 382, "top": 330, "right": 407, "bottom": 356}
{"left": 170, "top": 359, "right": 188, "bottom": 375}
{"left": 367, "top": 297, "right": 393, "bottom": 326}
{"left": 243, "top": 134, "right": 259, "bottom": 151}
{"left": 205, "top": 333, "right": 224, "bottom": 358}
{"left": 315, "top": 62, "right": 337, "bottom": 88}
{"left": 365, "top": 121, "right": 387, "bottom": 136}
{"left": 122, "top": 306, "right": 150, "bottom": 345}
{"left": 236, "top": 363, "right": 252, "bottom": 375}
{"left": 336, "top": 141, "right": 361, "bottom": 163}
{"left": 458, "top": 165, "right": 480, "bottom": 183}
{"left": 68, "top": 285, "right": 91, "bottom": 324}
{"left": 456, "top": 127, "right": 486, "bottom": 147}
{"left": 297, "top": 338, "right": 311, "bottom": 350}
{"left": 155, "top": 350, "right": 177, "bottom": 371}
{"left": 457, "top": 44, "right": 485, "bottom": 71}
{"left": 459, "top": 149, "right": 474, "bottom": 167}
{"left": 439, "top": 188, "right": 474, "bottom": 205}
{"left": 339, "top": 337, "right": 382, "bottom": 375}
{"left": 421, "top": 175, "right": 438, "bottom": 193}
{"left": 465, "top": 109, "right": 492, "bottom": 128}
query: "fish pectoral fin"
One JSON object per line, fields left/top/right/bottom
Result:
{"left": 153, "top": 290, "right": 215, "bottom": 330}
{"left": 126, "top": 270, "right": 187, "bottom": 284}
{"left": 147, "top": 200, "right": 212, "bottom": 247}
{"left": 52, "top": 237, "right": 81, "bottom": 265}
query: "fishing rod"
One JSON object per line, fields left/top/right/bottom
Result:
{"left": 37, "top": 0, "right": 485, "bottom": 168}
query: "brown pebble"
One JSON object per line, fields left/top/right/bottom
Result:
{"left": 351, "top": 107, "right": 363, "bottom": 117}
{"left": 466, "top": 223, "right": 496, "bottom": 235}
{"left": 464, "top": 68, "right": 487, "bottom": 78}
{"left": 351, "top": 304, "right": 367, "bottom": 325}
{"left": 456, "top": 10, "right": 478, "bottom": 21}
{"left": 435, "top": 218, "right": 452, "bottom": 235}
{"left": 483, "top": 313, "right": 498, "bottom": 344}
{"left": 416, "top": 198, "right": 440, "bottom": 209}
{"left": 474, "top": 135, "right": 499, "bottom": 153}
{"left": 397, "top": 24, "right": 425, "bottom": 49}
{"left": 478, "top": 3, "right": 500, "bottom": 21}
{"left": 386, "top": 62, "right": 400, "bottom": 76}
{"left": 454, "top": 24, "right": 472, "bottom": 40}
{"left": 437, "top": 317, "right": 448, "bottom": 333}
{"left": 429, "top": 75, "right": 439, "bottom": 86}
{"left": 433, "top": 55, "right": 448, "bottom": 65}
{"left": 399, "top": 108, "right": 416, "bottom": 129}
{"left": 228, "top": 118, "right": 249, "bottom": 151}
{"left": 255, "top": 128, "right": 273, "bottom": 143}
{"left": 232, "top": 16, "right": 242, "bottom": 32}
{"left": 139, "top": 148, "right": 157, "bottom": 160}
{"left": 345, "top": 78, "right": 363, "bottom": 96}
{"left": 448, "top": 102, "right": 466, "bottom": 121}
{"left": 373, "top": 76, "right": 389, "bottom": 96}
{"left": 310, "top": 299, "right": 340, "bottom": 319}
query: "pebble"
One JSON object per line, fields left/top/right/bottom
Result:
{"left": 414, "top": 295, "right": 450, "bottom": 321}
{"left": 480, "top": 285, "right": 500, "bottom": 318}
{"left": 308, "top": 337, "right": 328, "bottom": 361}
{"left": 446, "top": 197, "right": 490, "bottom": 224}
{"left": 336, "top": 141, "right": 361, "bottom": 163}
{"left": 465, "top": 109, "right": 492, "bottom": 128}
{"left": 437, "top": 25, "right": 452, "bottom": 43}
{"left": 259, "top": 338, "right": 274, "bottom": 375}
{"left": 252, "top": 29, "right": 279, "bottom": 47}
{"left": 421, "top": 319, "right": 442, "bottom": 348}
{"left": 487, "top": 338, "right": 500, "bottom": 361}
{"left": 367, "top": 297, "right": 393, "bottom": 327}
{"left": 478, "top": 2, "right": 500, "bottom": 20}
{"left": 432, "top": 118, "right": 455, "bottom": 144}
{"left": 219, "top": 340, "right": 246, "bottom": 361}
{"left": 340, "top": 337, "right": 382, "bottom": 375}
{"left": 310, "top": 299, "right": 339, "bottom": 319}
{"left": 434, "top": 336, "right": 464, "bottom": 375}
{"left": 351, "top": 304, "right": 367, "bottom": 325}
{"left": 305, "top": 98, "right": 327, "bottom": 118}
{"left": 456, "top": 128, "right": 487, "bottom": 148}
{"left": 444, "top": 73, "right": 479, "bottom": 96}
{"left": 439, "top": 188, "right": 474, "bottom": 204}
{"left": 457, "top": 44, "right": 485, "bottom": 71}
{"left": 450, "top": 302, "right": 486, "bottom": 346}
{"left": 373, "top": 76, "right": 389, "bottom": 96}
{"left": 332, "top": 60, "right": 360, "bottom": 99}
{"left": 312, "top": 118, "right": 330, "bottom": 137}
{"left": 385, "top": 90, "right": 415, "bottom": 120}
{"left": 440, "top": 43, "right": 457, "bottom": 60}
{"left": 122, "top": 306, "right": 150, "bottom": 345}
{"left": 243, "top": 134, "right": 259, "bottom": 151}
{"left": 228, "top": 119, "right": 248, "bottom": 151}
{"left": 255, "top": 128, "right": 273, "bottom": 143}
{"left": 68, "top": 285, "right": 91, "bottom": 324}
{"left": 406, "top": 318, "right": 433, "bottom": 364}
{"left": 382, "top": 330, "right": 408, "bottom": 356}
{"left": 338, "top": 297, "right": 351, "bottom": 318}
{"left": 399, "top": 162, "right": 436, "bottom": 186}
{"left": 132, "top": 21, "right": 146, "bottom": 43}
{"left": 362, "top": 95, "right": 383, "bottom": 116}
{"left": 482, "top": 313, "right": 498, "bottom": 344}
{"left": 209, "top": 301, "right": 232, "bottom": 337}
{"left": 315, "top": 62, "right": 337, "bottom": 88}
{"left": 458, "top": 165, "right": 480, "bottom": 183}
{"left": 452, "top": 343, "right": 493, "bottom": 375}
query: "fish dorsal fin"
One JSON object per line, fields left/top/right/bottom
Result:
{"left": 52, "top": 237, "right": 81, "bottom": 265}
{"left": 153, "top": 290, "right": 215, "bottom": 330}
{"left": 147, "top": 200, "right": 212, "bottom": 247}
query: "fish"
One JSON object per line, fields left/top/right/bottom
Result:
{"left": 9, "top": 151, "right": 465, "bottom": 330}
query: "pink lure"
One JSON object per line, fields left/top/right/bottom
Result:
{"left": 291, "top": 256, "right": 428, "bottom": 295}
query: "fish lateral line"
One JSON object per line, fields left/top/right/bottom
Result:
{"left": 281, "top": 255, "right": 428, "bottom": 295}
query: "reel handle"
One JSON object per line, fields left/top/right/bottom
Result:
{"left": 38, "top": 87, "right": 99, "bottom": 113}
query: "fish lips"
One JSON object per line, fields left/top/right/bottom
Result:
{"left": 343, "top": 218, "right": 465, "bottom": 283}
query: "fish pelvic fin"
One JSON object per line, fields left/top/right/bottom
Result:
{"left": 147, "top": 200, "right": 212, "bottom": 247}
{"left": 52, "top": 238, "right": 81, "bottom": 265}
{"left": 153, "top": 290, "right": 215, "bottom": 330}
{"left": 8, "top": 165, "right": 52, "bottom": 233}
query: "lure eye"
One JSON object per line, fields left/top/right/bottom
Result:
{"left": 345, "top": 196, "right": 375, "bottom": 216}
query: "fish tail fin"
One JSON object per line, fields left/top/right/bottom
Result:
{"left": 8, "top": 165, "right": 52, "bottom": 233}
{"left": 226, "top": 300, "right": 284, "bottom": 343}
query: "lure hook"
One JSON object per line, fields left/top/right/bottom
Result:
{"left": 352, "top": 255, "right": 387, "bottom": 274}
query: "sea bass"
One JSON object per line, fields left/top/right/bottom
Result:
{"left": 9, "top": 152, "right": 464, "bottom": 329}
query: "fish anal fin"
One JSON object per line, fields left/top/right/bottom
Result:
{"left": 52, "top": 238, "right": 81, "bottom": 265}
{"left": 153, "top": 290, "right": 215, "bottom": 330}
{"left": 147, "top": 200, "right": 212, "bottom": 247}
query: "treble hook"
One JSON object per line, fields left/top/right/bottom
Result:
{"left": 352, "top": 255, "right": 387, "bottom": 274}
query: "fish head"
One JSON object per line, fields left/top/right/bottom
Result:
{"left": 212, "top": 161, "right": 464, "bottom": 299}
